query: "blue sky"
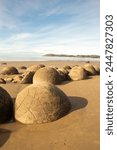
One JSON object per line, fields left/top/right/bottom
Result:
{"left": 0, "top": 0, "right": 100, "bottom": 57}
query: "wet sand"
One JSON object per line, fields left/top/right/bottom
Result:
{"left": 0, "top": 61, "right": 100, "bottom": 150}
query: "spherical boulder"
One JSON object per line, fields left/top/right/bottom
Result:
{"left": 27, "top": 64, "right": 45, "bottom": 72}
{"left": 83, "top": 64, "right": 97, "bottom": 76}
{"left": 19, "top": 66, "right": 27, "bottom": 70}
{"left": 20, "top": 71, "right": 35, "bottom": 84}
{"left": 0, "top": 66, "right": 19, "bottom": 75}
{"left": 63, "top": 65, "right": 71, "bottom": 70}
{"left": 57, "top": 70, "right": 67, "bottom": 81}
{"left": 68, "top": 66, "right": 87, "bottom": 81}
{"left": 0, "top": 87, "right": 13, "bottom": 123}
{"left": 57, "top": 68, "right": 69, "bottom": 76}
{"left": 33, "top": 67, "right": 61, "bottom": 85}
{"left": 93, "top": 64, "right": 100, "bottom": 75}
{"left": 15, "top": 82, "right": 71, "bottom": 124}
{"left": 57, "top": 68, "right": 71, "bottom": 81}
{"left": 1, "top": 62, "right": 7, "bottom": 65}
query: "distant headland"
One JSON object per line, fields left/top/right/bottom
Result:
{"left": 44, "top": 54, "right": 100, "bottom": 58}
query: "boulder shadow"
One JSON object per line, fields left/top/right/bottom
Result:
{"left": 61, "top": 80, "right": 71, "bottom": 85}
{"left": 0, "top": 128, "right": 11, "bottom": 148}
{"left": 61, "top": 77, "right": 92, "bottom": 85}
{"left": 86, "top": 76, "right": 92, "bottom": 80}
{"left": 69, "top": 96, "right": 88, "bottom": 112}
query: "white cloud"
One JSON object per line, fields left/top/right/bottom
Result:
{"left": 9, "top": 33, "right": 32, "bottom": 41}
{"left": 0, "top": 19, "right": 99, "bottom": 55}
{"left": 0, "top": 0, "right": 100, "bottom": 57}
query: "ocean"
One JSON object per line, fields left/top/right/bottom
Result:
{"left": 0, "top": 53, "right": 99, "bottom": 62}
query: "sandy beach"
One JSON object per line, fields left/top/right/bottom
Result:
{"left": 0, "top": 61, "right": 100, "bottom": 150}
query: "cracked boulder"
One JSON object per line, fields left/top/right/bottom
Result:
{"left": 68, "top": 66, "right": 87, "bottom": 81}
{"left": 83, "top": 64, "right": 97, "bottom": 76}
{"left": 0, "top": 86, "right": 13, "bottom": 123}
{"left": 15, "top": 82, "right": 71, "bottom": 124}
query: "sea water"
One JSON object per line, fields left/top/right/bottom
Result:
{"left": 0, "top": 53, "right": 99, "bottom": 62}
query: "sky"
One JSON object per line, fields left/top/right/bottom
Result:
{"left": 0, "top": 0, "right": 100, "bottom": 58}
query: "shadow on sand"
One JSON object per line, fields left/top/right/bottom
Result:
{"left": 69, "top": 96, "right": 88, "bottom": 112}
{"left": 0, "top": 128, "right": 11, "bottom": 148}
{"left": 61, "top": 76, "right": 93, "bottom": 85}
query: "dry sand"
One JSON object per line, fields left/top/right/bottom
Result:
{"left": 0, "top": 61, "right": 100, "bottom": 150}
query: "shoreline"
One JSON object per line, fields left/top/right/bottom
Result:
{"left": 0, "top": 60, "right": 100, "bottom": 62}
{"left": 0, "top": 55, "right": 100, "bottom": 62}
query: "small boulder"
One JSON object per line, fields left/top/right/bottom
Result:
{"left": 57, "top": 70, "right": 67, "bottom": 81}
{"left": 0, "top": 78, "right": 6, "bottom": 84}
{"left": 83, "top": 64, "right": 97, "bottom": 76}
{"left": 1, "top": 62, "right": 7, "bottom": 65}
{"left": 93, "top": 65, "right": 100, "bottom": 75}
{"left": 5, "top": 77, "right": 14, "bottom": 83}
{"left": 13, "top": 75, "right": 23, "bottom": 83}
{"left": 19, "top": 66, "right": 27, "bottom": 70}
{"left": 57, "top": 68, "right": 69, "bottom": 76}
{"left": 21, "top": 71, "right": 35, "bottom": 84}
{"left": 0, "top": 66, "right": 19, "bottom": 75}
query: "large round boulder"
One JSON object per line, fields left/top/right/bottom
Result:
{"left": 27, "top": 64, "right": 45, "bottom": 72}
{"left": 0, "top": 66, "right": 19, "bottom": 75}
{"left": 83, "top": 64, "right": 97, "bottom": 76}
{"left": 57, "top": 68, "right": 69, "bottom": 76}
{"left": 68, "top": 66, "right": 87, "bottom": 81}
{"left": 33, "top": 67, "right": 61, "bottom": 85}
{"left": 0, "top": 87, "right": 13, "bottom": 123}
{"left": 57, "top": 68, "right": 70, "bottom": 81}
{"left": 15, "top": 82, "right": 71, "bottom": 124}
